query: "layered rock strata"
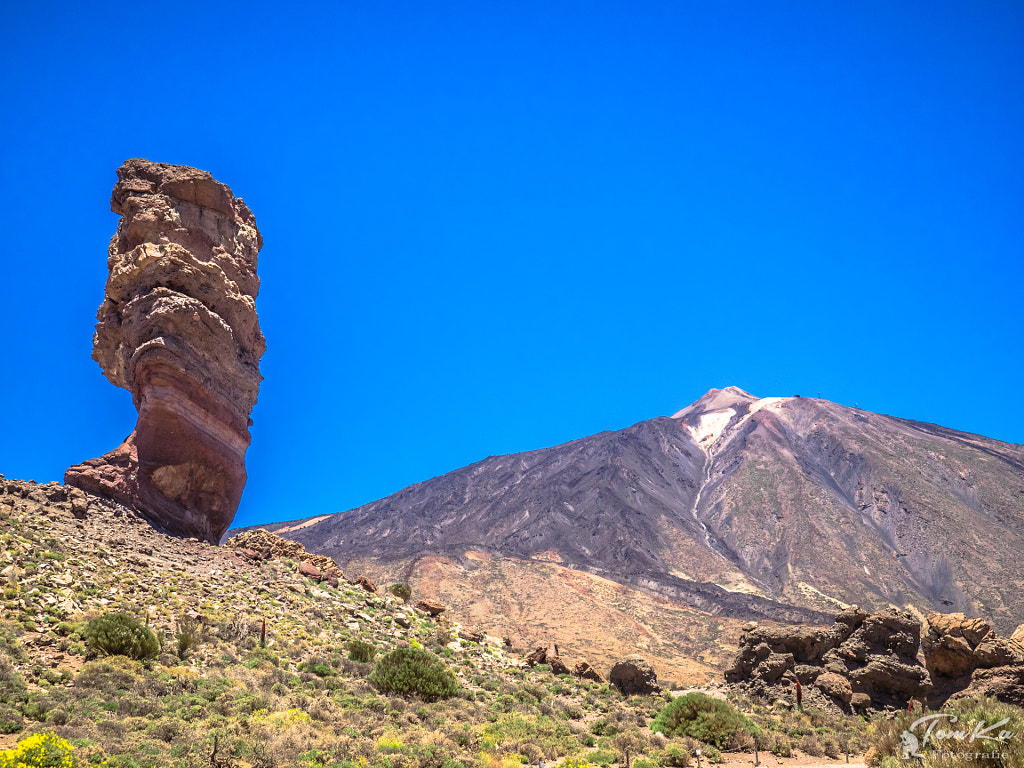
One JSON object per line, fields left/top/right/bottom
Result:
{"left": 725, "top": 607, "right": 931, "bottom": 711}
{"left": 66, "top": 159, "right": 265, "bottom": 543}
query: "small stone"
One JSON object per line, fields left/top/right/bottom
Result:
{"left": 415, "top": 599, "right": 446, "bottom": 617}
{"left": 850, "top": 692, "right": 872, "bottom": 708}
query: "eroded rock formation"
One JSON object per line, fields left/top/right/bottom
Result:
{"left": 66, "top": 159, "right": 265, "bottom": 543}
{"left": 609, "top": 655, "right": 660, "bottom": 695}
{"left": 725, "top": 607, "right": 931, "bottom": 711}
{"left": 923, "top": 612, "right": 1024, "bottom": 706}
{"left": 573, "top": 659, "right": 604, "bottom": 683}
{"left": 225, "top": 528, "right": 345, "bottom": 586}
{"left": 524, "top": 643, "right": 571, "bottom": 676}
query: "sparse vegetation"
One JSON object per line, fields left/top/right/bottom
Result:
{"left": 867, "top": 696, "right": 1024, "bottom": 768}
{"left": 2, "top": 478, "right": 1022, "bottom": 768}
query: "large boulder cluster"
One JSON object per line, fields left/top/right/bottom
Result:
{"left": 225, "top": 528, "right": 346, "bottom": 587}
{"left": 923, "top": 612, "right": 1024, "bottom": 706}
{"left": 725, "top": 606, "right": 930, "bottom": 711}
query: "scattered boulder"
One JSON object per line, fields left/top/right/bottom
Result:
{"left": 298, "top": 562, "right": 322, "bottom": 581}
{"left": 815, "top": 672, "right": 852, "bottom": 704}
{"left": 415, "top": 599, "right": 445, "bottom": 616}
{"left": 458, "top": 629, "right": 484, "bottom": 643}
{"left": 549, "top": 656, "right": 571, "bottom": 676}
{"left": 525, "top": 646, "right": 547, "bottom": 666}
{"left": 726, "top": 606, "right": 930, "bottom": 711}
{"left": 355, "top": 575, "right": 378, "bottom": 594}
{"left": 524, "top": 643, "right": 571, "bottom": 676}
{"left": 923, "top": 611, "right": 1024, "bottom": 706}
{"left": 850, "top": 692, "right": 872, "bottom": 709}
{"left": 573, "top": 659, "right": 604, "bottom": 683}
{"left": 65, "top": 159, "right": 265, "bottom": 543}
{"left": 609, "top": 655, "right": 659, "bottom": 695}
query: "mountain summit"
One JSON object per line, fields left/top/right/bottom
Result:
{"left": 248, "top": 389, "right": 1024, "bottom": 677}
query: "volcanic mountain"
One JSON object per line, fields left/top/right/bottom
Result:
{"left": 246, "top": 388, "right": 1024, "bottom": 681}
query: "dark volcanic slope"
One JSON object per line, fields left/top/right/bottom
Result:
{"left": 252, "top": 388, "right": 1024, "bottom": 632}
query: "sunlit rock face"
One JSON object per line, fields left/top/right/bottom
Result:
{"left": 66, "top": 158, "right": 265, "bottom": 543}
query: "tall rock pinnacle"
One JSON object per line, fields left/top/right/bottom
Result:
{"left": 66, "top": 159, "right": 266, "bottom": 543}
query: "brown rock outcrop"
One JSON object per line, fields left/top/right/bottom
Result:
{"left": 523, "top": 643, "right": 572, "bottom": 676}
{"left": 415, "top": 599, "right": 445, "bottom": 616}
{"left": 66, "top": 159, "right": 265, "bottom": 543}
{"left": 814, "top": 672, "right": 852, "bottom": 704}
{"left": 355, "top": 575, "right": 378, "bottom": 594}
{"left": 225, "top": 528, "right": 345, "bottom": 583}
{"left": 726, "top": 607, "right": 930, "bottom": 710}
{"left": 923, "top": 611, "right": 1024, "bottom": 706}
{"left": 609, "top": 655, "right": 659, "bottom": 695}
{"left": 1012, "top": 625, "right": 1024, "bottom": 645}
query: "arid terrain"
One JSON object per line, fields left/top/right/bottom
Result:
{"left": 2, "top": 475, "right": 892, "bottom": 768}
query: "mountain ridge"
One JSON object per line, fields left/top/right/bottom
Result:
{"left": 238, "top": 388, "right": 1024, "bottom": 675}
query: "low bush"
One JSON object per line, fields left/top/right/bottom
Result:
{"left": 657, "top": 744, "right": 691, "bottom": 767}
{"left": 389, "top": 583, "right": 412, "bottom": 603}
{"left": 82, "top": 612, "right": 159, "bottom": 661}
{"left": 771, "top": 734, "right": 792, "bottom": 757}
{"left": 175, "top": 615, "right": 208, "bottom": 658}
{"left": 348, "top": 639, "right": 377, "bottom": 663}
{"left": 651, "top": 693, "right": 759, "bottom": 749}
{"left": 368, "top": 648, "right": 461, "bottom": 702}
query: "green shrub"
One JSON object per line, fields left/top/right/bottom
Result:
{"left": 82, "top": 612, "right": 159, "bottom": 660}
{"left": 657, "top": 745, "right": 691, "bottom": 767}
{"left": 368, "top": 648, "right": 462, "bottom": 702}
{"left": 348, "top": 639, "right": 377, "bottom": 663}
{"left": 175, "top": 615, "right": 207, "bottom": 658}
{"left": 0, "top": 705, "right": 24, "bottom": 735}
{"left": 389, "top": 583, "right": 412, "bottom": 603}
{"left": 482, "top": 713, "right": 584, "bottom": 757}
{"left": 298, "top": 659, "right": 336, "bottom": 678}
{"left": 770, "top": 734, "right": 791, "bottom": 757}
{"left": 651, "top": 693, "right": 759, "bottom": 749}
{"left": 613, "top": 730, "right": 649, "bottom": 768}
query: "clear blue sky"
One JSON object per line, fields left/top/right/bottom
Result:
{"left": 1, "top": 1, "right": 1021, "bottom": 529}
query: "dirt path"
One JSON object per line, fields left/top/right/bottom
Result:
{"left": 716, "top": 755, "right": 866, "bottom": 768}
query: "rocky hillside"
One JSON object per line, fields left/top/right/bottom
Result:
{"left": 1, "top": 474, "right": 891, "bottom": 768}
{"left": 246, "top": 388, "right": 1024, "bottom": 668}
